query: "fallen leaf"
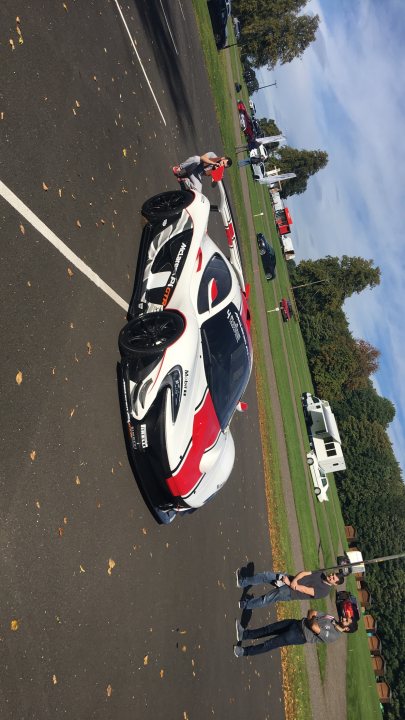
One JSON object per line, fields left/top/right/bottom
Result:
{"left": 30, "top": 450, "right": 36, "bottom": 461}
{"left": 79, "top": 564, "right": 85, "bottom": 573}
{"left": 67, "top": 267, "right": 74, "bottom": 277}
{"left": 72, "top": 108, "right": 76, "bottom": 116}
{"left": 76, "top": 219, "right": 81, "bottom": 228}
{"left": 181, "top": 645, "right": 187, "bottom": 652}
{"left": 142, "top": 528, "right": 147, "bottom": 535}
{"left": 52, "top": 674, "right": 57, "bottom": 685}
{"left": 86, "top": 341, "right": 92, "bottom": 355}
{"left": 9, "top": 38, "right": 15, "bottom": 51}
{"left": 63, "top": 3, "right": 68, "bottom": 11}
{"left": 1, "top": 112, "right": 4, "bottom": 120}
{"left": 75, "top": 475, "right": 80, "bottom": 485}
{"left": 10, "top": 619, "right": 19, "bottom": 631}
{"left": 63, "top": 517, "right": 68, "bottom": 524}
{"left": 107, "top": 558, "right": 116, "bottom": 576}
{"left": 52, "top": 367, "right": 56, "bottom": 375}
{"left": 19, "top": 223, "right": 25, "bottom": 234}
{"left": 16, "top": 370, "right": 23, "bottom": 385}
{"left": 58, "top": 188, "right": 62, "bottom": 197}
{"left": 122, "top": 148, "right": 127, "bottom": 157}
{"left": 106, "top": 684, "right": 112, "bottom": 697}
{"left": 58, "top": 527, "right": 64, "bottom": 537}
{"left": 35, "top": 500, "right": 41, "bottom": 509}
{"left": 42, "top": 182, "right": 48, "bottom": 191}
{"left": 69, "top": 408, "right": 75, "bottom": 418}
{"left": 143, "top": 655, "right": 148, "bottom": 666}
{"left": 16, "top": 16, "right": 20, "bottom": 22}
{"left": 160, "top": 669, "right": 164, "bottom": 678}
{"left": 75, "top": 100, "right": 80, "bottom": 108}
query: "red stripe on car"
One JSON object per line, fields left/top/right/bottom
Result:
{"left": 165, "top": 391, "right": 220, "bottom": 498}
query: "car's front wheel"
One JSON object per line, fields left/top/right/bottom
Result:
{"left": 307, "top": 457, "right": 314, "bottom": 466}
{"left": 119, "top": 311, "right": 185, "bottom": 357}
{"left": 142, "top": 190, "right": 194, "bottom": 222}
{"left": 315, "top": 488, "right": 321, "bottom": 496}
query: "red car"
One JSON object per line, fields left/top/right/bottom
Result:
{"left": 280, "top": 297, "right": 293, "bottom": 322}
{"left": 237, "top": 100, "right": 255, "bottom": 141}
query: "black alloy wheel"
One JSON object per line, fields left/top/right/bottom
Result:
{"left": 119, "top": 311, "right": 185, "bottom": 357}
{"left": 141, "top": 191, "right": 194, "bottom": 222}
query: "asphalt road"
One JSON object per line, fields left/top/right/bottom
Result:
{"left": 0, "top": 2, "right": 283, "bottom": 718}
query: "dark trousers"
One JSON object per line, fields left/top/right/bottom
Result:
{"left": 242, "top": 618, "right": 306, "bottom": 656}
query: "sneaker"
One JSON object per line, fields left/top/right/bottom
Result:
{"left": 238, "top": 599, "right": 246, "bottom": 609}
{"left": 172, "top": 165, "right": 181, "bottom": 176}
{"left": 235, "top": 619, "right": 244, "bottom": 642}
{"left": 233, "top": 645, "right": 245, "bottom": 658}
{"left": 235, "top": 569, "right": 242, "bottom": 588}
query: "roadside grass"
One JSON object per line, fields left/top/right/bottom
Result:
{"left": 192, "top": 2, "right": 381, "bottom": 718}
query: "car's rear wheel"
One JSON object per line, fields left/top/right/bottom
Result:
{"left": 315, "top": 488, "right": 321, "bottom": 496}
{"left": 119, "top": 311, "right": 185, "bottom": 357}
{"left": 142, "top": 191, "right": 194, "bottom": 222}
{"left": 307, "top": 457, "right": 314, "bottom": 466}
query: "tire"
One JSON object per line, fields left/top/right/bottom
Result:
{"left": 315, "top": 488, "right": 321, "bottom": 496}
{"left": 141, "top": 190, "right": 194, "bottom": 222}
{"left": 119, "top": 311, "right": 185, "bottom": 357}
{"left": 307, "top": 457, "right": 314, "bottom": 466}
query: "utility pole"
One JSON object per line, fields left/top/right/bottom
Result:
{"left": 256, "top": 81, "right": 277, "bottom": 91}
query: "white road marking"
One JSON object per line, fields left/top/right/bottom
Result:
{"left": 113, "top": 0, "right": 167, "bottom": 126}
{"left": 0, "top": 179, "right": 128, "bottom": 312}
{"left": 177, "top": 0, "right": 185, "bottom": 21}
{"left": 160, "top": 0, "right": 178, "bottom": 55}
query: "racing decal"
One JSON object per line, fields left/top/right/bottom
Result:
{"left": 140, "top": 215, "right": 193, "bottom": 305}
{"left": 225, "top": 220, "right": 235, "bottom": 247}
{"left": 165, "top": 391, "right": 220, "bottom": 498}
{"left": 161, "top": 240, "right": 188, "bottom": 306}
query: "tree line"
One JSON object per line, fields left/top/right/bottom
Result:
{"left": 289, "top": 257, "right": 404, "bottom": 720}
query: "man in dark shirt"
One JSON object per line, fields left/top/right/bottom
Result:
{"left": 236, "top": 567, "right": 344, "bottom": 610}
{"left": 233, "top": 609, "right": 357, "bottom": 657}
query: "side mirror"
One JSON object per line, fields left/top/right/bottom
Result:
{"left": 236, "top": 401, "right": 248, "bottom": 413}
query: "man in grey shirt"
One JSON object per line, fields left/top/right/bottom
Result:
{"left": 173, "top": 152, "right": 232, "bottom": 192}
{"left": 237, "top": 567, "right": 344, "bottom": 610}
{"left": 233, "top": 609, "right": 357, "bottom": 657}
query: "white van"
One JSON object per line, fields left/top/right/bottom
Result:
{"left": 306, "top": 451, "right": 329, "bottom": 502}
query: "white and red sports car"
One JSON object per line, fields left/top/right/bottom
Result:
{"left": 118, "top": 185, "right": 253, "bottom": 523}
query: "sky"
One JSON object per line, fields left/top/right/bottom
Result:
{"left": 252, "top": 0, "right": 405, "bottom": 475}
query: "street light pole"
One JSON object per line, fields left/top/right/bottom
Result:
{"left": 256, "top": 81, "right": 277, "bottom": 91}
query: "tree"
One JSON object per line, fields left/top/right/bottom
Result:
{"left": 293, "top": 256, "right": 381, "bottom": 309}
{"left": 256, "top": 117, "right": 282, "bottom": 136}
{"left": 269, "top": 146, "right": 328, "bottom": 197}
{"left": 233, "top": 1, "right": 320, "bottom": 69}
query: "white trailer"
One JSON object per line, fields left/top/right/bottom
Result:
{"left": 281, "top": 234, "right": 295, "bottom": 261}
{"left": 302, "top": 393, "right": 346, "bottom": 473}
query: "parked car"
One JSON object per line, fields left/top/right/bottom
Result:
{"left": 280, "top": 297, "right": 293, "bottom": 321}
{"left": 252, "top": 118, "right": 262, "bottom": 136}
{"left": 256, "top": 233, "right": 276, "bottom": 280}
{"left": 250, "top": 144, "right": 268, "bottom": 162}
{"left": 249, "top": 99, "right": 256, "bottom": 115}
{"left": 208, "top": 0, "right": 231, "bottom": 49}
{"left": 237, "top": 100, "right": 255, "bottom": 141}
{"left": 118, "top": 188, "right": 253, "bottom": 523}
{"left": 233, "top": 16, "right": 241, "bottom": 40}
{"left": 306, "top": 451, "right": 329, "bottom": 502}
{"left": 251, "top": 160, "right": 266, "bottom": 181}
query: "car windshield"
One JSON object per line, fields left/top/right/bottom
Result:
{"left": 201, "top": 303, "right": 251, "bottom": 430}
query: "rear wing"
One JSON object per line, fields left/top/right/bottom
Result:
{"left": 216, "top": 180, "right": 246, "bottom": 293}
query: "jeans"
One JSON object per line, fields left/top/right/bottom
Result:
{"left": 239, "top": 571, "right": 292, "bottom": 609}
{"left": 242, "top": 619, "right": 306, "bottom": 656}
